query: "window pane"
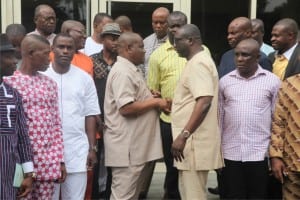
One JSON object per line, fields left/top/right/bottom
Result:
{"left": 21, "top": 0, "right": 88, "bottom": 33}
{"left": 110, "top": 2, "right": 173, "bottom": 38}
{"left": 257, "top": 0, "right": 300, "bottom": 46}
{"left": 191, "top": 0, "right": 249, "bottom": 64}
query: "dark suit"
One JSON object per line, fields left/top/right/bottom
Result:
{"left": 268, "top": 43, "right": 300, "bottom": 79}
{"left": 218, "top": 49, "right": 272, "bottom": 79}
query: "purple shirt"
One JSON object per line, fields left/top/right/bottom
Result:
{"left": 219, "top": 66, "right": 281, "bottom": 161}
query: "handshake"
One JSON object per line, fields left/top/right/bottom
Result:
{"left": 151, "top": 90, "right": 172, "bottom": 114}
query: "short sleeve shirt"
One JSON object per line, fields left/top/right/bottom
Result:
{"left": 172, "top": 51, "right": 223, "bottom": 170}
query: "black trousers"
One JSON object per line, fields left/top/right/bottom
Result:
{"left": 160, "top": 120, "right": 180, "bottom": 199}
{"left": 220, "top": 158, "right": 269, "bottom": 199}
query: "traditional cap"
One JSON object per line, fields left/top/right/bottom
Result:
{"left": 0, "top": 34, "right": 15, "bottom": 52}
{"left": 101, "top": 23, "right": 121, "bottom": 36}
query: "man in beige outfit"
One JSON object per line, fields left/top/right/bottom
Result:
{"left": 104, "top": 32, "right": 171, "bottom": 200}
{"left": 171, "top": 24, "right": 223, "bottom": 200}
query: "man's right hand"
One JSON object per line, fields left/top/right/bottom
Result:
{"left": 17, "top": 175, "right": 33, "bottom": 198}
{"left": 157, "top": 98, "right": 172, "bottom": 114}
{"left": 271, "top": 157, "right": 287, "bottom": 183}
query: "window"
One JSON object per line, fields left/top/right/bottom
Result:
{"left": 191, "top": 0, "right": 250, "bottom": 64}
{"left": 257, "top": 0, "right": 300, "bottom": 45}
{"left": 109, "top": 2, "right": 173, "bottom": 38}
{"left": 21, "top": 0, "right": 88, "bottom": 33}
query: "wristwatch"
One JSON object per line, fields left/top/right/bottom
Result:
{"left": 89, "top": 145, "right": 98, "bottom": 153}
{"left": 24, "top": 172, "right": 36, "bottom": 179}
{"left": 181, "top": 130, "right": 191, "bottom": 139}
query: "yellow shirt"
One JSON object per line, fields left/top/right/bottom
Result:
{"left": 147, "top": 40, "right": 211, "bottom": 123}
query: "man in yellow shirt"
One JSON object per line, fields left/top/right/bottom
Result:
{"left": 147, "top": 11, "right": 211, "bottom": 199}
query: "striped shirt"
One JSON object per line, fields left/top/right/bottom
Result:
{"left": 269, "top": 74, "right": 300, "bottom": 172}
{"left": 147, "top": 40, "right": 211, "bottom": 123}
{"left": 147, "top": 40, "right": 186, "bottom": 123}
{"left": 219, "top": 66, "right": 281, "bottom": 161}
{"left": 0, "top": 82, "right": 33, "bottom": 199}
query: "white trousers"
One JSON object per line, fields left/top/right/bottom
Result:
{"left": 52, "top": 172, "right": 87, "bottom": 200}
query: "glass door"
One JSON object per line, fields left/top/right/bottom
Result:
{"left": 96, "top": 0, "right": 182, "bottom": 38}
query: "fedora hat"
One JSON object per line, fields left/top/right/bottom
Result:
{"left": 0, "top": 34, "right": 15, "bottom": 52}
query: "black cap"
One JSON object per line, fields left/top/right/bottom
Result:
{"left": 0, "top": 34, "right": 15, "bottom": 52}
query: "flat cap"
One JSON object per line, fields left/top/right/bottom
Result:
{"left": 101, "top": 23, "right": 121, "bottom": 36}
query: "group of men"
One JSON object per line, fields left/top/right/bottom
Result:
{"left": 1, "top": 3, "right": 300, "bottom": 200}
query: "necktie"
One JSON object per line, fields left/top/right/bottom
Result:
{"left": 273, "top": 54, "right": 288, "bottom": 80}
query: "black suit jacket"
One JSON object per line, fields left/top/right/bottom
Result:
{"left": 269, "top": 43, "right": 300, "bottom": 79}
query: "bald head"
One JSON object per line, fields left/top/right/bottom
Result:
{"left": 227, "top": 17, "right": 252, "bottom": 48}
{"left": 21, "top": 34, "right": 50, "bottom": 72}
{"left": 235, "top": 38, "right": 260, "bottom": 78}
{"left": 21, "top": 34, "right": 49, "bottom": 56}
{"left": 118, "top": 32, "right": 145, "bottom": 65}
{"left": 34, "top": 4, "right": 56, "bottom": 36}
{"left": 61, "top": 20, "right": 86, "bottom": 50}
{"left": 179, "top": 24, "right": 202, "bottom": 44}
{"left": 174, "top": 24, "right": 202, "bottom": 59}
{"left": 251, "top": 19, "right": 265, "bottom": 45}
{"left": 152, "top": 7, "right": 170, "bottom": 18}
{"left": 274, "top": 18, "right": 298, "bottom": 36}
{"left": 61, "top": 20, "right": 84, "bottom": 33}
{"left": 152, "top": 7, "right": 170, "bottom": 39}
{"left": 115, "top": 15, "right": 133, "bottom": 32}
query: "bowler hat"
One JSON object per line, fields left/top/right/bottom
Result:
{"left": 101, "top": 23, "right": 121, "bottom": 36}
{"left": 0, "top": 34, "right": 15, "bottom": 52}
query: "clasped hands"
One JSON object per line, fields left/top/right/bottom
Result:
{"left": 151, "top": 90, "right": 172, "bottom": 114}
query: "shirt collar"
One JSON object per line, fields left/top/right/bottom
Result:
{"left": 277, "top": 43, "right": 297, "bottom": 60}
{"left": 229, "top": 65, "right": 266, "bottom": 80}
{"left": 116, "top": 56, "right": 139, "bottom": 72}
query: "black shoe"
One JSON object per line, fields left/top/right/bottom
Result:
{"left": 208, "top": 186, "right": 219, "bottom": 195}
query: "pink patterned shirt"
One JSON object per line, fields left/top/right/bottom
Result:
{"left": 4, "top": 70, "right": 64, "bottom": 180}
{"left": 219, "top": 66, "right": 281, "bottom": 162}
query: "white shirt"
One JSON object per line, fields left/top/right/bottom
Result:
{"left": 83, "top": 37, "right": 103, "bottom": 56}
{"left": 44, "top": 64, "right": 100, "bottom": 173}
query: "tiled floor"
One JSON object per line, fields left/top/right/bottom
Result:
{"left": 147, "top": 163, "right": 220, "bottom": 200}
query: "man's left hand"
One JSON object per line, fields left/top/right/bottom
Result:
{"left": 86, "top": 151, "right": 97, "bottom": 170}
{"left": 17, "top": 176, "right": 33, "bottom": 198}
{"left": 171, "top": 134, "right": 187, "bottom": 162}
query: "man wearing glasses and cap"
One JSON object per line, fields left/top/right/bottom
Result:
{"left": 0, "top": 34, "right": 34, "bottom": 199}
{"left": 90, "top": 22, "right": 121, "bottom": 198}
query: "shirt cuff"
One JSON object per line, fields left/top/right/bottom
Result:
{"left": 22, "top": 162, "right": 34, "bottom": 173}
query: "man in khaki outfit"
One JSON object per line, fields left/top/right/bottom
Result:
{"left": 104, "top": 32, "right": 171, "bottom": 200}
{"left": 171, "top": 24, "right": 223, "bottom": 200}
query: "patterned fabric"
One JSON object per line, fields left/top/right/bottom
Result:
{"left": 282, "top": 172, "right": 300, "bottom": 200}
{"left": 0, "top": 82, "right": 33, "bottom": 199}
{"left": 219, "top": 67, "right": 281, "bottom": 161}
{"left": 90, "top": 50, "right": 114, "bottom": 118}
{"left": 272, "top": 54, "right": 288, "bottom": 80}
{"left": 4, "top": 71, "right": 64, "bottom": 181}
{"left": 269, "top": 74, "right": 300, "bottom": 172}
{"left": 21, "top": 180, "right": 55, "bottom": 200}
